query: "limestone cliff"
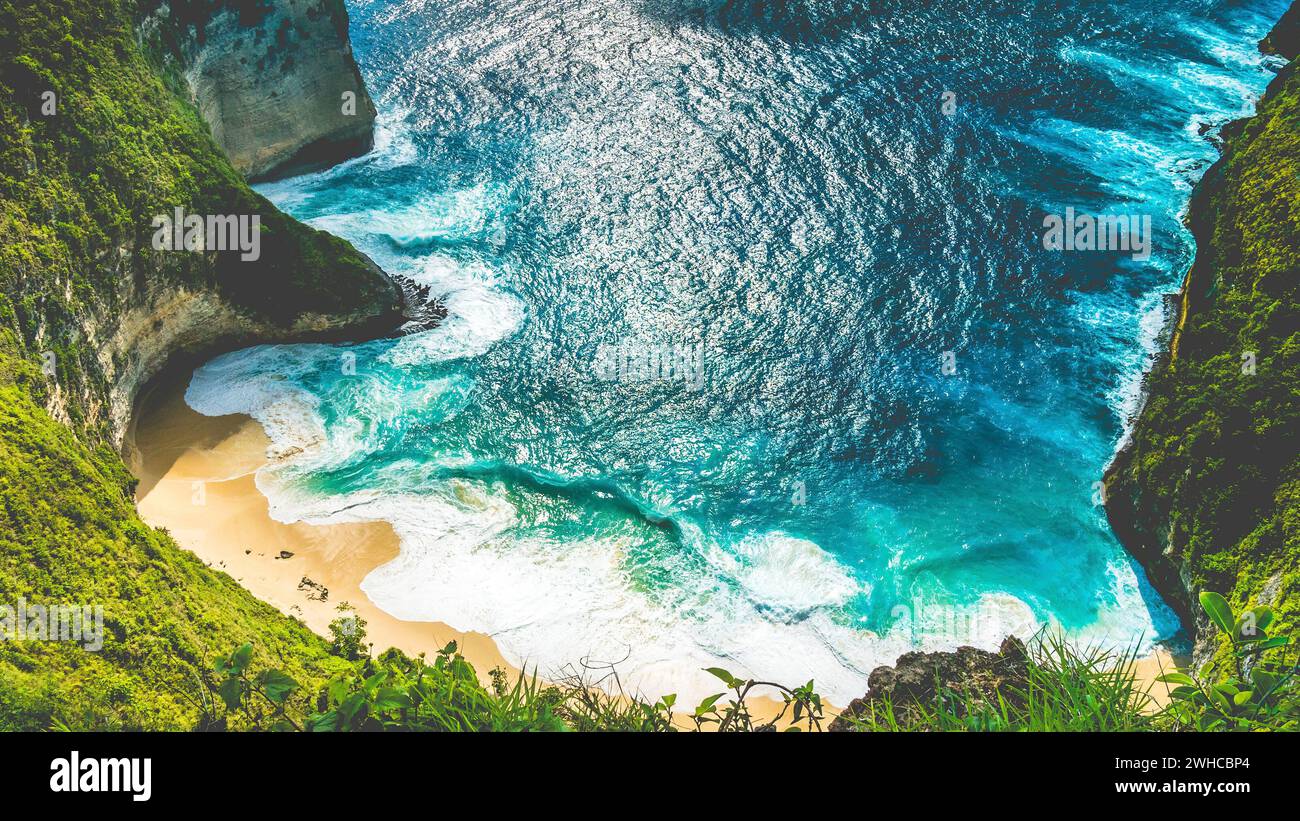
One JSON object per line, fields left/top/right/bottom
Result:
{"left": 1103, "top": 8, "right": 1300, "bottom": 666}
{"left": 143, "top": 0, "right": 379, "bottom": 180}
{"left": 1, "top": 0, "right": 403, "bottom": 448}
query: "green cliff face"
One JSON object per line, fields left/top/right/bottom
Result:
{"left": 0, "top": 366, "right": 355, "bottom": 729}
{"left": 1, "top": 0, "right": 401, "bottom": 443}
{"left": 0, "top": 0, "right": 398, "bottom": 728}
{"left": 1105, "top": 20, "right": 1300, "bottom": 667}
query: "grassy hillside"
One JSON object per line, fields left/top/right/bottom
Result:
{"left": 1105, "top": 49, "right": 1300, "bottom": 667}
{"left": 0, "top": 0, "right": 397, "bottom": 729}
{"left": 0, "top": 343, "right": 357, "bottom": 729}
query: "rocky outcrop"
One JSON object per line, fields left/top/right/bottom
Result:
{"left": 39, "top": 188, "right": 404, "bottom": 449}
{"left": 99, "top": 268, "right": 399, "bottom": 449}
{"left": 1, "top": 0, "right": 404, "bottom": 448}
{"left": 829, "top": 638, "right": 1029, "bottom": 731}
{"left": 144, "top": 0, "right": 379, "bottom": 180}
{"left": 1103, "top": 7, "right": 1300, "bottom": 666}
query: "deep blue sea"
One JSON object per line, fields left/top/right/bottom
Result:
{"left": 187, "top": 0, "right": 1289, "bottom": 700}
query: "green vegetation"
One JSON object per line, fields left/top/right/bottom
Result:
{"left": 191, "top": 605, "right": 1300, "bottom": 732}
{"left": 1105, "top": 53, "right": 1300, "bottom": 668}
{"left": 838, "top": 598, "right": 1298, "bottom": 732}
{"left": 1158, "top": 593, "right": 1298, "bottom": 731}
{"left": 0, "top": 350, "right": 353, "bottom": 730}
{"left": 836, "top": 637, "right": 1157, "bottom": 732}
{"left": 0, "top": 0, "right": 396, "bottom": 729}
{"left": 196, "top": 611, "right": 826, "bottom": 732}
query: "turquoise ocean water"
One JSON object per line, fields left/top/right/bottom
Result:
{"left": 186, "top": 0, "right": 1289, "bottom": 700}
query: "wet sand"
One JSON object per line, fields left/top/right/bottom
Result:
{"left": 127, "top": 380, "right": 515, "bottom": 682}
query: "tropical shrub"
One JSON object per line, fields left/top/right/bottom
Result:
{"left": 1157, "top": 592, "right": 1298, "bottom": 731}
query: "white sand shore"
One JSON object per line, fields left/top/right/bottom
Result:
{"left": 125, "top": 375, "right": 800, "bottom": 727}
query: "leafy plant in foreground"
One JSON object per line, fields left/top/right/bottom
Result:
{"left": 327, "top": 602, "right": 371, "bottom": 661}
{"left": 1157, "top": 592, "right": 1298, "bottom": 731}
{"left": 691, "top": 667, "right": 825, "bottom": 731}
{"left": 197, "top": 640, "right": 832, "bottom": 731}
{"left": 198, "top": 643, "right": 302, "bottom": 731}
{"left": 309, "top": 644, "right": 567, "bottom": 732}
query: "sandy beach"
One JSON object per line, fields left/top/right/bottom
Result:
{"left": 1131, "top": 647, "right": 1189, "bottom": 712}
{"left": 126, "top": 377, "right": 516, "bottom": 682}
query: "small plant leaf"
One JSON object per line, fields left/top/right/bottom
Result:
{"left": 327, "top": 677, "right": 348, "bottom": 704}
{"left": 694, "top": 693, "right": 724, "bottom": 715}
{"left": 1250, "top": 668, "right": 1278, "bottom": 694}
{"left": 703, "top": 667, "right": 739, "bottom": 687}
{"left": 1169, "top": 685, "right": 1199, "bottom": 701}
{"left": 1199, "top": 591, "right": 1234, "bottom": 636}
{"left": 216, "top": 677, "right": 243, "bottom": 711}
{"left": 256, "top": 669, "right": 299, "bottom": 703}
{"left": 1251, "top": 606, "right": 1275, "bottom": 632}
{"left": 1208, "top": 686, "right": 1233, "bottom": 714}
{"left": 374, "top": 686, "right": 412, "bottom": 712}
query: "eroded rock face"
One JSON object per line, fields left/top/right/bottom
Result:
{"left": 99, "top": 274, "right": 399, "bottom": 449}
{"left": 828, "top": 637, "right": 1029, "bottom": 731}
{"left": 153, "top": 0, "right": 378, "bottom": 180}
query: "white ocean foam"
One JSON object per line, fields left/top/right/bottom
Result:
{"left": 185, "top": 345, "right": 332, "bottom": 462}
{"left": 715, "top": 533, "right": 861, "bottom": 619}
{"left": 182, "top": 343, "right": 1182, "bottom": 702}
{"left": 1178, "top": 15, "right": 1286, "bottom": 77}
{"left": 382, "top": 255, "right": 524, "bottom": 365}
{"left": 303, "top": 203, "right": 491, "bottom": 256}
{"left": 368, "top": 105, "right": 421, "bottom": 171}
{"left": 308, "top": 185, "right": 495, "bottom": 248}
{"left": 1111, "top": 290, "right": 1176, "bottom": 447}
{"left": 351, "top": 492, "right": 890, "bottom": 703}
{"left": 288, "top": 475, "right": 1173, "bottom": 704}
